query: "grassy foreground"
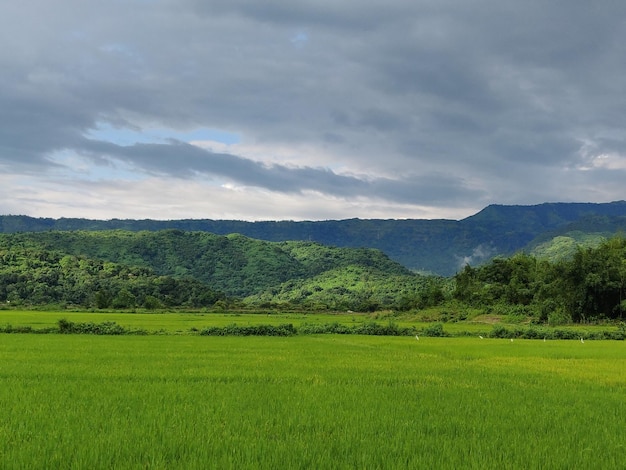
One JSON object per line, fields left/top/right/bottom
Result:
{"left": 1, "top": 334, "right": 625, "bottom": 469}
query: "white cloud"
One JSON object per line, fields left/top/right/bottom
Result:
{"left": 579, "top": 153, "right": 626, "bottom": 171}
{"left": 0, "top": 171, "right": 475, "bottom": 221}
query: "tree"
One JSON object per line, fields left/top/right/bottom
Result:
{"left": 112, "top": 288, "right": 136, "bottom": 309}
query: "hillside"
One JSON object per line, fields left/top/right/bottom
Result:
{"left": 0, "top": 239, "right": 225, "bottom": 309}
{"left": 524, "top": 214, "right": 626, "bottom": 261}
{"left": 0, "top": 230, "right": 429, "bottom": 310}
{"left": 3, "top": 201, "right": 626, "bottom": 275}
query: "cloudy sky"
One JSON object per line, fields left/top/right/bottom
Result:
{"left": 2, "top": 1, "right": 626, "bottom": 221}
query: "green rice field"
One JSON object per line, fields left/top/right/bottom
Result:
{"left": 1, "top": 323, "right": 625, "bottom": 468}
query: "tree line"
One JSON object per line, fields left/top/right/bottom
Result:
{"left": 454, "top": 237, "right": 626, "bottom": 322}
{"left": 2, "top": 229, "right": 626, "bottom": 323}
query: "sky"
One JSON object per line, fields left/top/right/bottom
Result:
{"left": 2, "top": 0, "right": 626, "bottom": 221}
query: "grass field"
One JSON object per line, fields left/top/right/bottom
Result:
{"left": 1, "top": 309, "right": 621, "bottom": 337}
{"left": 0, "top": 309, "right": 358, "bottom": 330}
{"left": 1, "top": 332, "right": 625, "bottom": 469}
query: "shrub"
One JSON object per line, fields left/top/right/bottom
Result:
{"left": 57, "top": 319, "right": 147, "bottom": 335}
{"left": 353, "top": 321, "right": 415, "bottom": 336}
{"left": 422, "top": 323, "right": 447, "bottom": 337}
{"left": 298, "top": 321, "right": 416, "bottom": 336}
{"left": 548, "top": 307, "right": 572, "bottom": 326}
{"left": 143, "top": 295, "right": 162, "bottom": 310}
{"left": 489, "top": 324, "right": 512, "bottom": 338}
{"left": 0, "top": 324, "right": 33, "bottom": 334}
{"left": 199, "top": 324, "right": 296, "bottom": 337}
{"left": 299, "top": 322, "right": 351, "bottom": 335}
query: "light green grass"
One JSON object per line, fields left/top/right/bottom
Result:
{"left": 0, "top": 334, "right": 625, "bottom": 469}
{"left": 1, "top": 310, "right": 620, "bottom": 337}
{"left": 0, "top": 310, "right": 351, "bottom": 333}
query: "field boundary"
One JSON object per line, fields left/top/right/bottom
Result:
{"left": 1, "top": 318, "right": 625, "bottom": 340}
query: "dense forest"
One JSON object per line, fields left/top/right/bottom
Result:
{"left": 1, "top": 229, "right": 626, "bottom": 323}
{"left": 3, "top": 200, "right": 626, "bottom": 275}
{"left": 454, "top": 237, "right": 626, "bottom": 323}
{"left": 0, "top": 230, "right": 425, "bottom": 312}
{"left": 0, "top": 247, "right": 225, "bottom": 310}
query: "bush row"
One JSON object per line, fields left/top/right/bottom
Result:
{"left": 57, "top": 319, "right": 148, "bottom": 335}
{"left": 0, "top": 320, "right": 624, "bottom": 339}
{"left": 488, "top": 324, "right": 626, "bottom": 340}
{"left": 199, "top": 323, "right": 297, "bottom": 337}
{"left": 299, "top": 321, "right": 418, "bottom": 336}
{"left": 0, "top": 324, "right": 57, "bottom": 334}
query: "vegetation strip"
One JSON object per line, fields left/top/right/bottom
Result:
{"left": 1, "top": 318, "right": 624, "bottom": 339}
{"left": 4, "top": 231, "right": 626, "bottom": 327}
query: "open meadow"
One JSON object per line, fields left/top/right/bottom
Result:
{"left": 1, "top": 309, "right": 622, "bottom": 337}
{"left": 0, "top": 310, "right": 358, "bottom": 333}
{"left": 1, "top": 324, "right": 625, "bottom": 469}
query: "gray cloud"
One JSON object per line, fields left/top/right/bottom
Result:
{"left": 77, "top": 138, "right": 481, "bottom": 205}
{"left": 1, "top": 0, "right": 626, "bottom": 219}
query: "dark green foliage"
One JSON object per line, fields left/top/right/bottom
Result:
{"left": 199, "top": 322, "right": 415, "bottom": 337}
{"left": 352, "top": 321, "right": 414, "bottom": 336}
{"left": 1, "top": 317, "right": 623, "bottom": 339}
{"left": 0, "top": 237, "right": 225, "bottom": 309}
{"left": 112, "top": 289, "right": 136, "bottom": 309}
{"left": 547, "top": 238, "right": 626, "bottom": 322}
{"left": 422, "top": 322, "right": 447, "bottom": 337}
{"left": 298, "top": 322, "right": 353, "bottom": 334}
{"left": 0, "top": 324, "right": 34, "bottom": 334}
{"left": 529, "top": 232, "right": 608, "bottom": 262}
{"left": 143, "top": 295, "right": 162, "bottom": 310}
{"left": 454, "top": 253, "right": 539, "bottom": 306}
{"left": 4, "top": 201, "right": 626, "bottom": 275}
{"left": 298, "top": 321, "right": 416, "bottom": 336}
{"left": 488, "top": 324, "right": 625, "bottom": 341}
{"left": 0, "top": 323, "right": 57, "bottom": 334}
{"left": 454, "top": 237, "right": 626, "bottom": 323}
{"left": 0, "top": 230, "right": 415, "bottom": 302}
{"left": 199, "top": 323, "right": 297, "bottom": 337}
{"left": 5, "top": 224, "right": 626, "bottom": 323}
{"left": 247, "top": 265, "right": 451, "bottom": 312}
{"left": 57, "top": 319, "right": 147, "bottom": 335}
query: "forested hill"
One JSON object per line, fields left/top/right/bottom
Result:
{"left": 2, "top": 201, "right": 626, "bottom": 275}
{"left": 0, "top": 230, "right": 411, "bottom": 300}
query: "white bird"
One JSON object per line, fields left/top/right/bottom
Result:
{"left": 543, "top": 337, "right": 546, "bottom": 342}
{"left": 510, "top": 338, "right": 514, "bottom": 342}
{"left": 479, "top": 335, "right": 484, "bottom": 339}
{"left": 581, "top": 337, "right": 584, "bottom": 343}
{"left": 415, "top": 335, "right": 419, "bottom": 341}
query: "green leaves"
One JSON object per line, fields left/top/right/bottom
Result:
{"left": 454, "top": 236, "right": 626, "bottom": 322}
{"left": 0, "top": 230, "right": 417, "bottom": 309}
{"left": 0, "top": 237, "right": 226, "bottom": 309}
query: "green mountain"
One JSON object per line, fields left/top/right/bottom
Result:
{"left": 3, "top": 201, "right": 626, "bottom": 275}
{"left": 524, "top": 214, "right": 626, "bottom": 261}
{"left": 0, "top": 235, "right": 225, "bottom": 309}
{"left": 0, "top": 230, "right": 433, "bottom": 310}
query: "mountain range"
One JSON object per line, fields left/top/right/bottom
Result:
{"left": 2, "top": 201, "right": 626, "bottom": 275}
